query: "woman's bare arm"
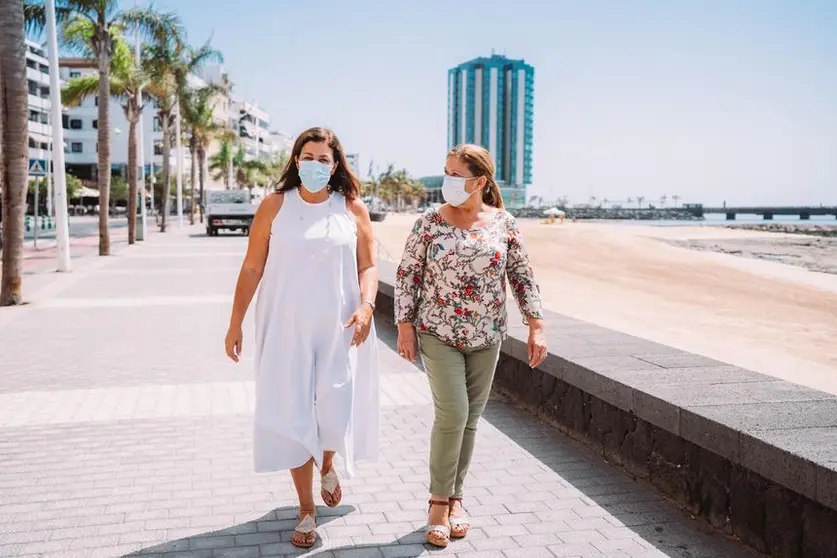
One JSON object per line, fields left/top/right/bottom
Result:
{"left": 228, "top": 194, "right": 283, "bottom": 329}
{"left": 350, "top": 198, "right": 378, "bottom": 304}
{"left": 346, "top": 198, "right": 378, "bottom": 345}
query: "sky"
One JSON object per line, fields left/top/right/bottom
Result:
{"left": 121, "top": 0, "right": 836, "bottom": 206}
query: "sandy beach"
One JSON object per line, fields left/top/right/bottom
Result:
{"left": 373, "top": 214, "right": 837, "bottom": 395}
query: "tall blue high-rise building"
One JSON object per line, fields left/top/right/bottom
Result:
{"left": 447, "top": 54, "right": 534, "bottom": 208}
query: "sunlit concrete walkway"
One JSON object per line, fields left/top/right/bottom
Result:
{"left": 0, "top": 226, "right": 759, "bottom": 557}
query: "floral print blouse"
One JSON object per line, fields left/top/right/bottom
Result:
{"left": 395, "top": 208, "right": 544, "bottom": 350}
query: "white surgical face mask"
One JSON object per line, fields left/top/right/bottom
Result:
{"left": 442, "top": 175, "right": 477, "bottom": 207}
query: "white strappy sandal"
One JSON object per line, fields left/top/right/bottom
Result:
{"left": 321, "top": 467, "right": 342, "bottom": 507}
{"left": 291, "top": 511, "right": 317, "bottom": 548}
{"left": 426, "top": 499, "right": 451, "bottom": 548}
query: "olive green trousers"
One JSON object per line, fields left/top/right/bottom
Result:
{"left": 418, "top": 333, "right": 502, "bottom": 498}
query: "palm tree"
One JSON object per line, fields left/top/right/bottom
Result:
{"left": 672, "top": 194, "right": 681, "bottom": 207}
{"left": 145, "top": 36, "right": 221, "bottom": 232}
{"left": 0, "top": 0, "right": 27, "bottom": 306}
{"left": 61, "top": 30, "right": 159, "bottom": 244}
{"left": 637, "top": 196, "right": 645, "bottom": 209}
{"left": 179, "top": 83, "right": 224, "bottom": 224}
{"left": 659, "top": 194, "right": 668, "bottom": 208}
{"left": 208, "top": 132, "right": 238, "bottom": 189}
{"left": 25, "top": 0, "right": 178, "bottom": 255}
{"left": 375, "top": 165, "right": 423, "bottom": 209}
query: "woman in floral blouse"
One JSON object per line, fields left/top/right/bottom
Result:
{"left": 395, "top": 144, "right": 547, "bottom": 548}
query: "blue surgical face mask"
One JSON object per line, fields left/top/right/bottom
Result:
{"left": 298, "top": 160, "right": 332, "bottom": 192}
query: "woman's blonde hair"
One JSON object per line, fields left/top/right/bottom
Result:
{"left": 448, "top": 144, "right": 504, "bottom": 209}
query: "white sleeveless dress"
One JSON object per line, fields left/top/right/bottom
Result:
{"left": 253, "top": 188, "right": 379, "bottom": 477}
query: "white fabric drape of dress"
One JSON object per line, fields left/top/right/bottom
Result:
{"left": 253, "top": 188, "right": 379, "bottom": 477}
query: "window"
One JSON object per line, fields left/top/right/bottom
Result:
{"left": 40, "top": 86, "right": 49, "bottom": 98}
{"left": 62, "top": 114, "right": 69, "bottom": 129}
{"left": 70, "top": 71, "right": 81, "bottom": 78}
{"left": 40, "top": 142, "right": 48, "bottom": 150}
{"left": 152, "top": 117, "right": 162, "bottom": 132}
{"left": 28, "top": 80, "right": 38, "bottom": 95}
{"left": 70, "top": 119, "right": 82, "bottom": 130}
{"left": 93, "top": 120, "right": 98, "bottom": 129}
{"left": 94, "top": 96, "right": 98, "bottom": 106}
{"left": 29, "top": 110, "right": 40, "bottom": 122}
{"left": 153, "top": 141, "right": 163, "bottom": 156}
{"left": 26, "top": 59, "right": 37, "bottom": 69}
{"left": 28, "top": 137, "right": 37, "bottom": 148}
{"left": 71, "top": 142, "right": 83, "bottom": 153}
{"left": 39, "top": 64, "right": 48, "bottom": 73}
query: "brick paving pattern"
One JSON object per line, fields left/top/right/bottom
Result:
{"left": 0, "top": 228, "right": 760, "bottom": 557}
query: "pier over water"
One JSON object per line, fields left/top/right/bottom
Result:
{"left": 686, "top": 204, "right": 837, "bottom": 220}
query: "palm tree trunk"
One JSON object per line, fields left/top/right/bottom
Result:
{"left": 0, "top": 0, "right": 27, "bottom": 306}
{"left": 96, "top": 38, "right": 112, "bottom": 256}
{"left": 189, "top": 140, "right": 197, "bottom": 225}
{"left": 126, "top": 112, "right": 138, "bottom": 244}
{"left": 198, "top": 147, "right": 206, "bottom": 223}
{"left": 160, "top": 114, "right": 171, "bottom": 232}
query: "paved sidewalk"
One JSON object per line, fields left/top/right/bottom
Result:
{"left": 0, "top": 227, "right": 759, "bottom": 558}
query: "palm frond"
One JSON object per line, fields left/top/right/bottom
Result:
{"left": 185, "top": 39, "right": 223, "bottom": 74}
{"left": 61, "top": 74, "right": 100, "bottom": 107}
{"left": 118, "top": 8, "right": 183, "bottom": 45}
{"left": 24, "top": 2, "right": 46, "bottom": 33}
{"left": 60, "top": 15, "right": 95, "bottom": 57}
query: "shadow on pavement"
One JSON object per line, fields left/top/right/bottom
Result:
{"left": 129, "top": 505, "right": 354, "bottom": 556}
{"left": 299, "top": 528, "right": 430, "bottom": 557}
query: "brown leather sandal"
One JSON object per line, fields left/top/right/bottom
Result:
{"left": 448, "top": 497, "right": 470, "bottom": 539}
{"left": 425, "top": 499, "right": 451, "bottom": 548}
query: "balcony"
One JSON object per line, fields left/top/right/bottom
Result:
{"left": 26, "top": 67, "right": 50, "bottom": 85}
{"left": 27, "top": 121, "right": 51, "bottom": 138}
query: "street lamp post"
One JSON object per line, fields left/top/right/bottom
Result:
{"left": 45, "top": 0, "right": 71, "bottom": 271}
{"left": 46, "top": 113, "right": 53, "bottom": 217}
{"left": 33, "top": 164, "right": 39, "bottom": 250}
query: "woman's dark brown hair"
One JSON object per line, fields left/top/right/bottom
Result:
{"left": 276, "top": 127, "right": 361, "bottom": 200}
{"left": 447, "top": 144, "right": 504, "bottom": 209}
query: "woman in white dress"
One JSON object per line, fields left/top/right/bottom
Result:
{"left": 224, "top": 127, "right": 379, "bottom": 548}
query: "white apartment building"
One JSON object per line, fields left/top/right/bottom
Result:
{"left": 25, "top": 40, "right": 54, "bottom": 181}
{"left": 58, "top": 61, "right": 284, "bottom": 190}
{"left": 197, "top": 65, "right": 277, "bottom": 161}
{"left": 59, "top": 57, "right": 193, "bottom": 183}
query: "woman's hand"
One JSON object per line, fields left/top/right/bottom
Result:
{"left": 345, "top": 303, "right": 374, "bottom": 346}
{"left": 527, "top": 319, "right": 548, "bottom": 368}
{"left": 225, "top": 324, "right": 243, "bottom": 363}
{"left": 396, "top": 323, "right": 418, "bottom": 361}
